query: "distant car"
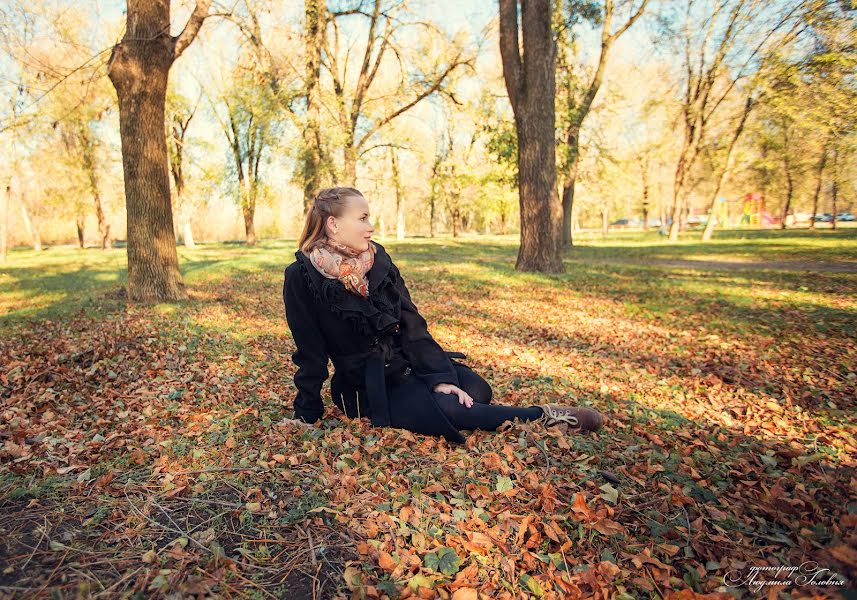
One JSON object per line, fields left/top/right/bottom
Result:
{"left": 793, "top": 212, "right": 813, "bottom": 223}
{"left": 610, "top": 218, "right": 630, "bottom": 226}
{"left": 836, "top": 212, "right": 856, "bottom": 221}
{"left": 814, "top": 213, "right": 832, "bottom": 222}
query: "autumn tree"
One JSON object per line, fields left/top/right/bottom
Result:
{"left": 499, "top": 0, "right": 563, "bottom": 272}
{"left": 556, "top": 0, "right": 649, "bottom": 248}
{"left": 106, "top": 0, "right": 212, "bottom": 301}
{"left": 660, "top": 0, "right": 808, "bottom": 241}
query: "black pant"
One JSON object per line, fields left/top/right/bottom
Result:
{"left": 433, "top": 363, "right": 543, "bottom": 431}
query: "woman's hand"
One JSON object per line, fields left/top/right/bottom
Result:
{"left": 433, "top": 383, "right": 474, "bottom": 408}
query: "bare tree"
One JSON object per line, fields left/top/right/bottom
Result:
{"left": 324, "top": 0, "right": 475, "bottom": 183}
{"left": 664, "top": 0, "right": 805, "bottom": 241}
{"left": 107, "top": 0, "right": 212, "bottom": 301}
{"left": 499, "top": 0, "right": 563, "bottom": 272}
{"left": 557, "top": 0, "right": 649, "bottom": 248}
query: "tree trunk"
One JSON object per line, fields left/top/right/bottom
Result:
{"left": 107, "top": 1, "right": 194, "bottom": 301}
{"left": 80, "top": 125, "right": 111, "bottom": 250}
{"left": 176, "top": 188, "right": 196, "bottom": 248}
{"left": 343, "top": 144, "right": 357, "bottom": 185}
{"left": 391, "top": 149, "right": 405, "bottom": 240}
{"left": 302, "top": 0, "right": 327, "bottom": 210}
{"left": 1, "top": 182, "right": 9, "bottom": 262}
{"left": 831, "top": 147, "right": 838, "bottom": 231}
{"left": 106, "top": 0, "right": 209, "bottom": 301}
{"left": 561, "top": 129, "right": 580, "bottom": 248}
{"left": 561, "top": 160, "right": 577, "bottom": 248}
{"left": 183, "top": 219, "right": 196, "bottom": 248}
{"left": 809, "top": 147, "right": 827, "bottom": 230}
{"left": 76, "top": 215, "right": 85, "bottom": 248}
{"left": 702, "top": 96, "right": 754, "bottom": 241}
{"left": 780, "top": 156, "right": 794, "bottom": 230}
{"left": 499, "top": 0, "right": 563, "bottom": 273}
{"left": 19, "top": 196, "right": 41, "bottom": 251}
{"left": 601, "top": 209, "right": 609, "bottom": 236}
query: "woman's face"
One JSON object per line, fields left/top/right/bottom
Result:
{"left": 327, "top": 194, "right": 374, "bottom": 252}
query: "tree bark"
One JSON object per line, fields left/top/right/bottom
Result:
{"left": 499, "top": 0, "right": 563, "bottom": 273}
{"left": 106, "top": 0, "right": 210, "bottom": 302}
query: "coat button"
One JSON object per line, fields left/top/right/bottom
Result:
{"left": 385, "top": 362, "right": 390, "bottom": 367}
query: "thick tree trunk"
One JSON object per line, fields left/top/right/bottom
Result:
{"left": 499, "top": 0, "right": 563, "bottom": 273}
{"left": 107, "top": 1, "right": 188, "bottom": 301}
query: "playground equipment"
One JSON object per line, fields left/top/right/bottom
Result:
{"left": 738, "top": 192, "right": 778, "bottom": 227}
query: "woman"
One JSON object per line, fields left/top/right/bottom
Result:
{"left": 283, "top": 187, "right": 604, "bottom": 444}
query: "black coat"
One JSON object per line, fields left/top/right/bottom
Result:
{"left": 282, "top": 241, "right": 467, "bottom": 443}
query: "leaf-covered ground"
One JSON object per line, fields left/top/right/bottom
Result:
{"left": 1, "top": 229, "right": 855, "bottom": 599}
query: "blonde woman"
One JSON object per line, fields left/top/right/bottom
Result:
{"left": 282, "top": 187, "right": 604, "bottom": 443}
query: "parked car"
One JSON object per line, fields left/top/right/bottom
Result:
{"left": 836, "top": 212, "right": 856, "bottom": 221}
{"left": 814, "top": 213, "right": 833, "bottom": 222}
{"left": 610, "top": 218, "right": 630, "bottom": 226}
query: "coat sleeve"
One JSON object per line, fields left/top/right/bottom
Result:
{"left": 283, "top": 265, "right": 329, "bottom": 424}
{"left": 391, "top": 263, "right": 459, "bottom": 389}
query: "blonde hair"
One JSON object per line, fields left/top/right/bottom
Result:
{"left": 298, "top": 187, "right": 365, "bottom": 253}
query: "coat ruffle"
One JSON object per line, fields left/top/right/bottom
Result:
{"left": 295, "top": 246, "right": 401, "bottom": 338}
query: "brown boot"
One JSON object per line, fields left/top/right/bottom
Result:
{"left": 539, "top": 404, "right": 604, "bottom": 433}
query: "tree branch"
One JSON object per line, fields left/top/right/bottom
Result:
{"left": 173, "top": 0, "right": 213, "bottom": 61}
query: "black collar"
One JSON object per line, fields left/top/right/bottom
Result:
{"left": 294, "top": 241, "right": 398, "bottom": 336}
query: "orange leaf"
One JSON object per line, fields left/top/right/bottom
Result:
{"left": 571, "top": 493, "right": 591, "bottom": 519}
{"left": 378, "top": 551, "right": 397, "bottom": 573}
{"left": 591, "top": 518, "right": 625, "bottom": 537}
{"left": 225, "top": 436, "right": 236, "bottom": 449}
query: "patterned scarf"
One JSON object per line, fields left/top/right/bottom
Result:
{"left": 307, "top": 237, "right": 376, "bottom": 298}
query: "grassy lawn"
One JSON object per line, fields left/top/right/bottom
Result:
{"left": 1, "top": 229, "right": 855, "bottom": 598}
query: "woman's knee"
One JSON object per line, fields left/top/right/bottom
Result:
{"left": 454, "top": 364, "right": 493, "bottom": 404}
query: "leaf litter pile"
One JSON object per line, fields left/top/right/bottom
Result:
{"left": 1, "top": 240, "right": 855, "bottom": 599}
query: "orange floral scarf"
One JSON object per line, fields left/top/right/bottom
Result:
{"left": 307, "top": 238, "right": 376, "bottom": 298}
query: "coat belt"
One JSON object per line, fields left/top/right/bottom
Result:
{"left": 330, "top": 329, "right": 468, "bottom": 428}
